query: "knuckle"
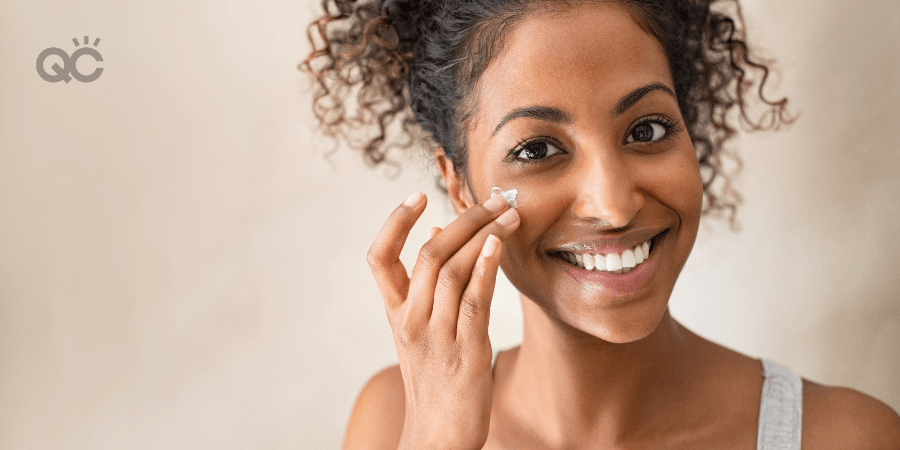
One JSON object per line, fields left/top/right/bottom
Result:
{"left": 366, "top": 247, "right": 384, "bottom": 271}
{"left": 396, "top": 319, "right": 421, "bottom": 346}
{"left": 417, "top": 241, "right": 443, "bottom": 267}
{"left": 459, "top": 295, "right": 483, "bottom": 322}
{"left": 436, "top": 265, "right": 462, "bottom": 291}
{"left": 439, "top": 348, "right": 465, "bottom": 373}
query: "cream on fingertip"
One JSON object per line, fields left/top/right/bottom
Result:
{"left": 490, "top": 187, "right": 518, "bottom": 208}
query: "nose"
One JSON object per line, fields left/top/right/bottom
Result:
{"left": 571, "top": 150, "right": 644, "bottom": 228}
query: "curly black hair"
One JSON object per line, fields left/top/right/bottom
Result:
{"left": 300, "top": 0, "right": 794, "bottom": 226}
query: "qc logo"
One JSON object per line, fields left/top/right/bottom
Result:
{"left": 37, "top": 36, "right": 103, "bottom": 83}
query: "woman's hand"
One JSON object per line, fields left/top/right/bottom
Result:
{"left": 367, "top": 191, "right": 520, "bottom": 450}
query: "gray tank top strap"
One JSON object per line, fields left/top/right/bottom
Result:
{"left": 491, "top": 349, "right": 501, "bottom": 371}
{"left": 757, "top": 359, "right": 803, "bottom": 450}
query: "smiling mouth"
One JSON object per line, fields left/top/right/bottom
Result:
{"left": 553, "top": 238, "right": 655, "bottom": 274}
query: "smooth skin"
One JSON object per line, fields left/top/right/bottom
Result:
{"left": 345, "top": 3, "right": 900, "bottom": 449}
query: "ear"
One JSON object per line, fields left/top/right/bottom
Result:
{"left": 434, "top": 148, "right": 476, "bottom": 215}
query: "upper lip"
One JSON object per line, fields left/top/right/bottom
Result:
{"left": 549, "top": 228, "right": 665, "bottom": 255}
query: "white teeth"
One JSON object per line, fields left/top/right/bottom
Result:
{"left": 621, "top": 249, "right": 636, "bottom": 268}
{"left": 583, "top": 253, "right": 595, "bottom": 270}
{"left": 606, "top": 253, "right": 623, "bottom": 271}
{"left": 559, "top": 239, "right": 652, "bottom": 273}
{"left": 593, "top": 253, "right": 605, "bottom": 271}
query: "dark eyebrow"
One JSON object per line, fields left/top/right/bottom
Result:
{"left": 491, "top": 106, "right": 573, "bottom": 137}
{"left": 613, "top": 82, "right": 677, "bottom": 117}
{"left": 490, "top": 82, "right": 677, "bottom": 137}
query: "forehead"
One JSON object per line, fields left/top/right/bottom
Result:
{"left": 472, "top": 2, "right": 673, "bottom": 133}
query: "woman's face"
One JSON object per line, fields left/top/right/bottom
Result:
{"left": 443, "top": 2, "right": 703, "bottom": 343}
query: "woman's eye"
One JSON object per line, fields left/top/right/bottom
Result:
{"left": 626, "top": 122, "right": 667, "bottom": 143}
{"left": 516, "top": 140, "right": 562, "bottom": 161}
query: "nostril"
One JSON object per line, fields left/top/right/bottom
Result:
{"left": 572, "top": 206, "right": 639, "bottom": 228}
{"left": 572, "top": 190, "right": 643, "bottom": 227}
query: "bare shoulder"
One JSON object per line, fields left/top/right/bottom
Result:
{"left": 803, "top": 379, "right": 900, "bottom": 449}
{"left": 343, "top": 364, "right": 405, "bottom": 450}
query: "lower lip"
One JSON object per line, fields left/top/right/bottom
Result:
{"left": 559, "top": 251, "right": 657, "bottom": 296}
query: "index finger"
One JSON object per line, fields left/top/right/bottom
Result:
{"left": 407, "top": 194, "right": 510, "bottom": 302}
{"left": 366, "top": 191, "right": 427, "bottom": 311}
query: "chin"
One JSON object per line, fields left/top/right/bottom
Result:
{"left": 521, "top": 283, "right": 674, "bottom": 345}
{"left": 569, "top": 304, "right": 670, "bottom": 344}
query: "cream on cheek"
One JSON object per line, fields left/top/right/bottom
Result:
{"left": 490, "top": 179, "right": 567, "bottom": 265}
{"left": 463, "top": 134, "right": 574, "bottom": 269}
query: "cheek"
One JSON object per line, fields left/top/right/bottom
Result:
{"left": 643, "top": 146, "right": 704, "bottom": 222}
{"left": 479, "top": 179, "right": 568, "bottom": 264}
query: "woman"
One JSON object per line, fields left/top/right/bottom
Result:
{"left": 303, "top": 0, "right": 900, "bottom": 448}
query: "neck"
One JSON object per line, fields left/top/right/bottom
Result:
{"left": 502, "top": 293, "right": 699, "bottom": 446}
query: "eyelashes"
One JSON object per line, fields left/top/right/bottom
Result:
{"left": 504, "top": 114, "right": 684, "bottom": 165}
{"left": 505, "top": 136, "right": 565, "bottom": 163}
{"left": 626, "top": 115, "right": 681, "bottom": 144}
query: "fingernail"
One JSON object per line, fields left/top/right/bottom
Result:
{"left": 495, "top": 208, "right": 518, "bottom": 226}
{"left": 484, "top": 195, "right": 507, "bottom": 212}
{"left": 403, "top": 191, "right": 424, "bottom": 207}
{"left": 482, "top": 234, "right": 500, "bottom": 258}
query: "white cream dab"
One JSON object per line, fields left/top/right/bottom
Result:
{"left": 490, "top": 187, "right": 519, "bottom": 208}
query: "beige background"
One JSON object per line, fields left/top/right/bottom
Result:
{"left": 0, "top": 0, "right": 898, "bottom": 448}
